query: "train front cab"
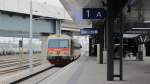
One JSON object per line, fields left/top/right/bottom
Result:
{"left": 47, "top": 35, "right": 74, "bottom": 65}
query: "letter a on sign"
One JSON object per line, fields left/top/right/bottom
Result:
{"left": 97, "top": 12, "right": 102, "bottom": 17}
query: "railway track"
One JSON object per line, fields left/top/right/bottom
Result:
{"left": 0, "top": 58, "right": 41, "bottom": 75}
{"left": 0, "top": 54, "right": 62, "bottom": 84}
{"left": 0, "top": 61, "right": 41, "bottom": 74}
{"left": 11, "top": 66, "right": 61, "bottom": 84}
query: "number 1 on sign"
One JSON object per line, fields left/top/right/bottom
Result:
{"left": 86, "top": 10, "right": 90, "bottom": 18}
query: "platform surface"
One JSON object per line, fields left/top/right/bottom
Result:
{"left": 39, "top": 55, "right": 150, "bottom": 84}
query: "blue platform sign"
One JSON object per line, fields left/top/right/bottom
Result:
{"left": 128, "top": 0, "right": 136, "bottom": 6}
{"left": 80, "top": 28, "right": 99, "bottom": 35}
{"left": 83, "top": 8, "right": 106, "bottom": 19}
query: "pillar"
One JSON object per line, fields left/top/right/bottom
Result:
{"left": 107, "top": 0, "right": 114, "bottom": 81}
{"left": 56, "top": 20, "right": 61, "bottom": 35}
{"left": 40, "top": 36, "right": 49, "bottom": 64}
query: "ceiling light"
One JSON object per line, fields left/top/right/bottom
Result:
{"left": 132, "top": 28, "right": 150, "bottom": 30}
{"left": 144, "top": 21, "right": 150, "bottom": 23}
{"left": 123, "top": 34, "right": 140, "bottom": 38}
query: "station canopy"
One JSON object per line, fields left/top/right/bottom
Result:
{"left": 60, "top": 0, "right": 150, "bottom": 38}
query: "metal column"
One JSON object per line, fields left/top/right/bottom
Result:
{"left": 103, "top": 21, "right": 107, "bottom": 64}
{"left": 119, "top": 13, "right": 123, "bottom": 81}
{"left": 97, "top": 44, "right": 100, "bottom": 64}
{"left": 107, "top": 0, "right": 114, "bottom": 81}
{"left": 99, "top": 30, "right": 104, "bottom": 64}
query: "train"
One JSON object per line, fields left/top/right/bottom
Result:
{"left": 47, "top": 34, "right": 82, "bottom": 65}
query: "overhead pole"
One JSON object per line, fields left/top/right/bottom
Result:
{"left": 29, "top": 0, "right": 33, "bottom": 71}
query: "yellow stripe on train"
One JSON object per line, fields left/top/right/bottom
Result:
{"left": 48, "top": 34, "right": 71, "bottom": 39}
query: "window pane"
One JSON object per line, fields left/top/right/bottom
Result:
{"left": 59, "top": 40, "right": 69, "bottom": 48}
{"left": 48, "top": 39, "right": 59, "bottom": 48}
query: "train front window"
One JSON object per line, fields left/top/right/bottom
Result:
{"left": 48, "top": 39, "right": 69, "bottom": 48}
{"left": 48, "top": 39, "right": 59, "bottom": 48}
{"left": 59, "top": 40, "right": 69, "bottom": 48}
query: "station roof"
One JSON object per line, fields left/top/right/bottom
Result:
{"left": 0, "top": 0, "right": 72, "bottom": 20}
{"left": 60, "top": 0, "right": 128, "bottom": 32}
{"left": 59, "top": 0, "right": 150, "bottom": 38}
{"left": 124, "top": 0, "right": 150, "bottom": 35}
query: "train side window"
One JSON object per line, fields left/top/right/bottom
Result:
{"left": 73, "top": 43, "right": 82, "bottom": 49}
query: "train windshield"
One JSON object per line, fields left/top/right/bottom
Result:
{"left": 48, "top": 39, "right": 69, "bottom": 48}
{"left": 59, "top": 40, "right": 69, "bottom": 48}
{"left": 48, "top": 39, "right": 59, "bottom": 48}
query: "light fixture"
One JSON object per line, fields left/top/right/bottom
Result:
{"left": 144, "top": 21, "right": 150, "bottom": 23}
{"left": 132, "top": 28, "right": 150, "bottom": 30}
{"left": 123, "top": 34, "right": 140, "bottom": 38}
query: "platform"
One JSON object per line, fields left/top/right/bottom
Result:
{"left": 39, "top": 55, "right": 150, "bottom": 84}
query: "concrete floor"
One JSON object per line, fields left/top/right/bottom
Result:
{"left": 108, "top": 58, "right": 150, "bottom": 84}
{"left": 39, "top": 56, "right": 150, "bottom": 84}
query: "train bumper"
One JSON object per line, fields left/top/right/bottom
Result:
{"left": 47, "top": 56, "right": 74, "bottom": 64}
